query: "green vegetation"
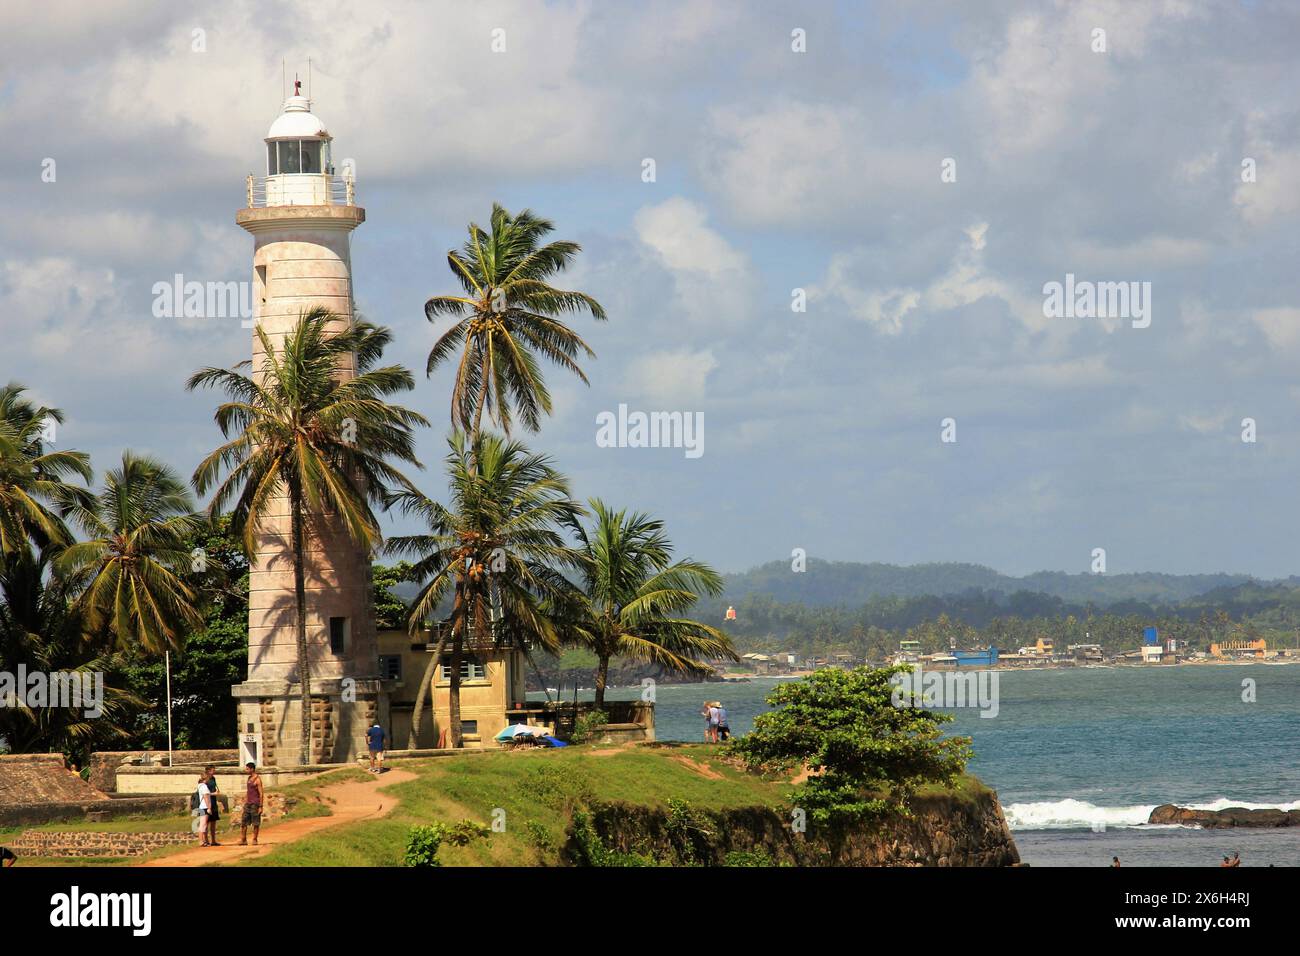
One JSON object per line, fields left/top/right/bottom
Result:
{"left": 386, "top": 433, "right": 586, "bottom": 748}
{"left": 730, "top": 666, "right": 971, "bottom": 825}
{"left": 246, "top": 746, "right": 795, "bottom": 867}
{"left": 562, "top": 499, "right": 735, "bottom": 707}
{"left": 402, "top": 820, "right": 490, "bottom": 867}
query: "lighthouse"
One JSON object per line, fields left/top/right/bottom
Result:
{"left": 230, "top": 87, "right": 387, "bottom": 767}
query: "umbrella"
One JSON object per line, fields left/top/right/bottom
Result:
{"left": 495, "top": 723, "right": 552, "bottom": 742}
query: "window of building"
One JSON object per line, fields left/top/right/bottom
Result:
{"left": 300, "top": 140, "right": 322, "bottom": 174}
{"left": 266, "top": 143, "right": 277, "bottom": 175}
{"left": 329, "top": 617, "right": 348, "bottom": 655}
{"left": 378, "top": 655, "right": 402, "bottom": 680}
{"left": 462, "top": 720, "right": 478, "bottom": 735}
{"left": 440, "top": 657, "right": 486, "bottom": 681}
{"left": 278, "top": 140, "right": 300, "bottom": 174}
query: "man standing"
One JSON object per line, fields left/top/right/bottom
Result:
{"left": 239, "top": 762, "right": 264, "bottom": 846}
{"left": 366, "top": 722, "right": 386, "bottom": 773}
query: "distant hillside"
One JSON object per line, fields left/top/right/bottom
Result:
{"left": 716, "top": 560, "right": 1260, "bottom": 609}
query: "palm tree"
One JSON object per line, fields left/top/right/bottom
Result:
{"left": 387, "top": 432, "right": 584, "bottom": 748}
{"left": 568, "top": 500, "right": 737, "bottom": 709}
{"left": 424, "top": 203, "right": 606, "bottom": 437}
{"left": 0, "top": 545, "right": 139, "bottom": 756}
{"left": 0, "top": 383, "right": 92, "bottom": 559}
{"left": 187, "top": 309, "right": 428, "bottom": 764}
{"left": 56, "top": 452, "right": 204, "bottom": 653}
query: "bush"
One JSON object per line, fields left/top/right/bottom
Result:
{"left": 568, "top": 710, "right": 609, "bottom": 744}
{"left": 729, "top": 665, "right": 971, "bottom": 826}
{"left": 402, "top": 820, "right": 491, "bottom": 867}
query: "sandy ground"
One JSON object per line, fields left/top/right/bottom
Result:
{"left": 138, "top": 768, "right": 415, "bottom": 867}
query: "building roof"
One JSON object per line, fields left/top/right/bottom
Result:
{"left": 267, "top": 96, "right": 331, "bottom": 141}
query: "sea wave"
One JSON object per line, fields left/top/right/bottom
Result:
{"left": 1004, "top": 797, "right": 1300, "bottom": 830}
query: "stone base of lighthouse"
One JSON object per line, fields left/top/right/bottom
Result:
{"left": 232, "top": 679, "right": 390, "bottom": 767}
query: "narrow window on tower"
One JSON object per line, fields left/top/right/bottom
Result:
{"left": 266, "top": 143, "right": 277, "bottom": 175}
{"left": 329, "top": 617, "right": 348, "bottom": 655}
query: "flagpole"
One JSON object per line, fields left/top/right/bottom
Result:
{"left": 165, "top": 651, "right": 174, "bottom": 767}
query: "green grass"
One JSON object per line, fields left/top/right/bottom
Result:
{"left": 249, "top": 744, "right": 797, "bottom": 867}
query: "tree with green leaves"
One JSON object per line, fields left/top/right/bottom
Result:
{"left": 730, "top": 666, "right": 971, "bottom": 830}
{"left": 56, "top": 452, "right": 203, "bottom": 654}
{"left": 116, "top": 516, "right": 249, "bottom": 750}
{"left": 387, "top": 432, "right": 585, "bottom": 748}
{"left": 424, "top": 203, "right": 606, "bottom": 436}
{"left": 187, "top": 309, "right": 428, "bottom": 763}
{"left": 0, "top": 547, "right": 140, "bottom": 760}
{"left": 565, "top": 500, "right": 735, "bottom": 708}
{"left": 0, "top": 383, "right": 91, "bottom": 559}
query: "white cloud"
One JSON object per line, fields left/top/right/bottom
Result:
{"left": 623, "top": 348, "right": 718, "bottom": 406}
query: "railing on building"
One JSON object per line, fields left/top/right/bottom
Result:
{"left": 245, "top": 173, "right": 355, "bottom": 207}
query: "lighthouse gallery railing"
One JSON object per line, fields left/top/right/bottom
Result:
{"left": 245, "top": 173, "right": 355, "bottom": 207}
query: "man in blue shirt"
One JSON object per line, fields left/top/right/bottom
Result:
{"left": 366, "top": 722, "right": 386, "bottom": 773}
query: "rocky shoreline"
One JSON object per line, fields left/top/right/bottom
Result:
{"left": 1148, "top": 804, "right": 1300, "bottom": 828}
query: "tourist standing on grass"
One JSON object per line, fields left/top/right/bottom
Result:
{"left": 1, "top": 846, "right": 16, "bottom": 867}
{"left": 239, "top": 762, "right": 264, "bottom": 846}
{"left": 700, "top": 702, "right": 715, "bottom": 742}
{"left": 715, "top": 704, "right": 730, "bottom": 742}
{"left": 195, "top": 770, "right": 213, "bottom": 846}
{"left": 707, "top": 701, "right": 721, "bottom": 742}
{"left": 204, "top": 765, "right": 221, "bottom": 846}
{"left": 366, "top": 722, "right": 386, "bottom": 773}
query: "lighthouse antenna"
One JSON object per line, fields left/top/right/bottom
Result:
{"left": 308, "top": 57, "right": 312, "bottom": 106}
{"left": 281, "top": 59, "right": 285, "bottom": 101}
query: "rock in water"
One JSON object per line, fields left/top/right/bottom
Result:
{"left": 1148, "top": 804, "right": 1300, "bottom": 828}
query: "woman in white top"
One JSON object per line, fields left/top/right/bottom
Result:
{"left": 196, "top": 772, "right": 212, "bottom": 846}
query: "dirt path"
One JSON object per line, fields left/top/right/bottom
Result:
{"left": 139, "top": 768, "right": 416, "bottom": 867}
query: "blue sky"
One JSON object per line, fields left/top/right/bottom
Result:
{"left": 1, "top": 0, "right": 1299, "bottom": 577}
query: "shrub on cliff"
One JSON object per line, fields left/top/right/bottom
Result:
{"left": 729, "top": 665, "right": 971, "bottom": 826}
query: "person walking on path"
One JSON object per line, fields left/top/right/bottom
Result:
{"left": 239, "top": 762, "right": 264, "bottom": 846}
{"left": 366, "top": 722, "right": 386, "bottom": 773}
{"left": 195, "top": 770, "right": 213, "bottom": 846}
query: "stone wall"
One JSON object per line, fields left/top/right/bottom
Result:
{"left": 6, "top": 830, "right": 195, "bottom": 859}
{"left": 0, "top": 753, "right": 107, "bottom": 805}
{"left": 0, "top": 795, "right": 187, "bottom": 829}
{"left": 88, "top": 749, "right": 239, "bottom": 793}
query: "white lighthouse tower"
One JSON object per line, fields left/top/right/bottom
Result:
{"left": 231, "top": 85, "right": 386, "bottom": 767}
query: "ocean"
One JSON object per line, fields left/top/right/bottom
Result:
{"left": 593, "top": 663, "right": 1300, "bottom": 866}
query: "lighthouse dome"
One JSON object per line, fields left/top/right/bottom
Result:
{"left": 266, "top": 95, "right": 331, "bottom": 141}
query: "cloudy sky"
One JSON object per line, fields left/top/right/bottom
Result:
{"left": 2, "top": 0, "right": 1298, "bottom": 577}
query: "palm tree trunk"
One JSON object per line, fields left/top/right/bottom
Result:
{"left": 449, "top": 578, "right": 465, "bottom": 748}
{"left": 290, "top": 489, "right": 312, "bottom": 765}
{"left": 406, "top": 627, "right": 449, "bottom": 749}
{"left": 594, "top": 653, "right": 610, "bottom": 709}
